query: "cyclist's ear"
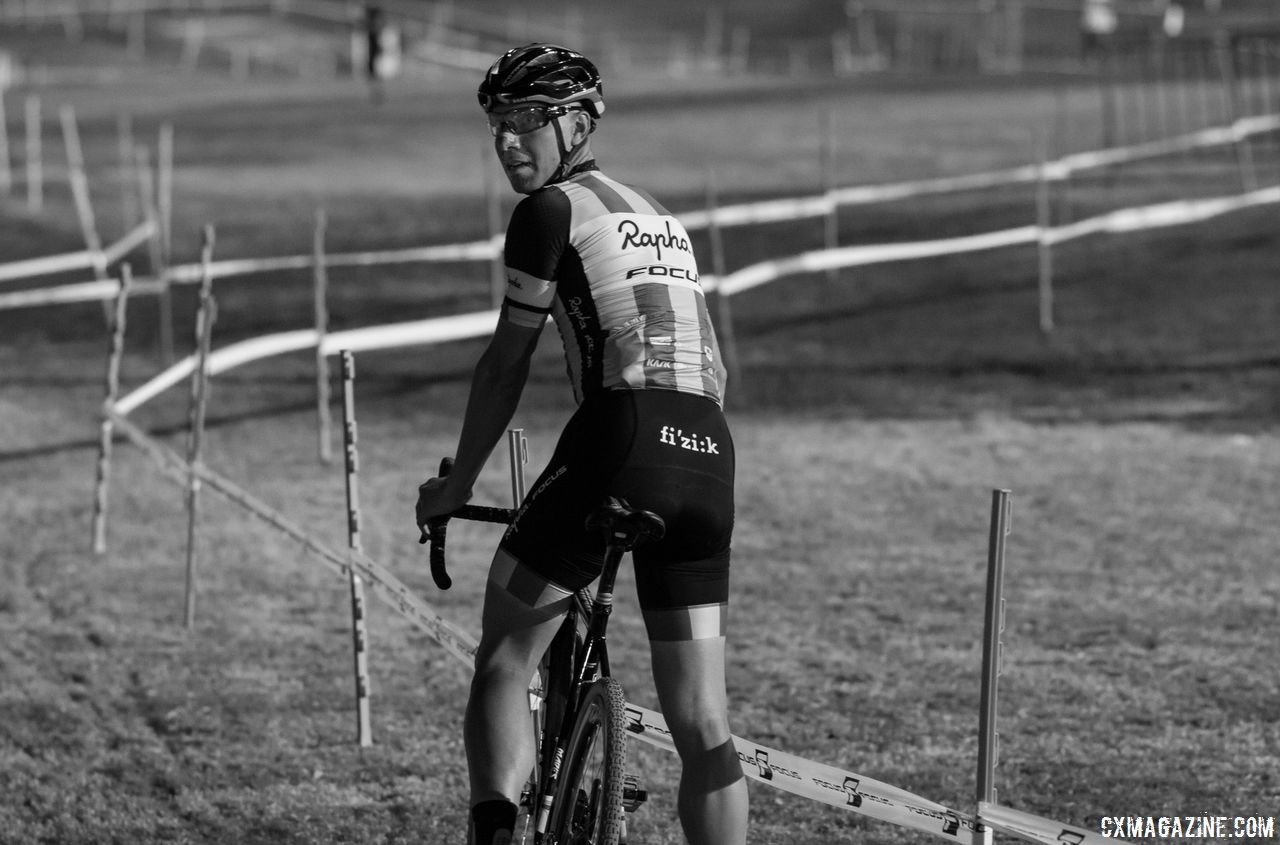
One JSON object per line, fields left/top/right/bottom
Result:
{"left": 568, "top": 109, "right": 595, "bottom": 142}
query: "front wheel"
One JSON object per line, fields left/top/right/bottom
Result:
{"left": 547, "top": 677, "right": 628, "bottom": 845}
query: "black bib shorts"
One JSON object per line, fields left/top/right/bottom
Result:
{"left": 498, "top": 388, "right": 734, "bottom": 619}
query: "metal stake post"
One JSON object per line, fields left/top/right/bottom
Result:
{"left": 340, "top": 350, "right": 373, "bottom": 747}
{"left": 975, "top": 488, "right": 1011, "bottom": 844}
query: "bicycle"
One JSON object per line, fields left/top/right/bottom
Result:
{"left": 421, "top": 458, "right": 663, "bottom": 845}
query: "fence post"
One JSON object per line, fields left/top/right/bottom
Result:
{"left": 92, "top": 263, "right": 134, "bottom": 555}
{"left": 116, "top": 113, "right": 137, "bottom": 232}
{"left": 705, "top": 167, "right": 740, "bottom": 400}
{"left": 25, "top": 93, "right": 41, "bottom": 213}
{"left": 0, "top": 91, "right": 11, "bottom": 195}
{"left": 484, "top": 146, "right": 504, "bottom": 308}
{"left": 60, "top": 104, "right": 111, "bottom": 324}
{"left": 1035, "top": 131, "right": 1054, "bottom": 334}
{"left": 135, "top": 144, "right": 174, "bottom": 364}
{"left": 184, "top": 225, "right": 217, "bottom": 630}
{"left": 1215, "top": 33, "right": 1258, "bottom": 192}
{"left": 340, "top": 350, "right": 374, "bottom": 748}
{"left": 158, "top": 122, "right": 174, "bottom": 266}
{"left": 314, "top": 207, "right": 333, "bottom": 464}
{"left": 975, "top": 488, "right": 1011, "bottom": 845}
{"left": 820, "top": 109, "right": 839, "bottom": 286}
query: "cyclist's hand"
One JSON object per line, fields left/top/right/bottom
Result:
{"left": 414, "top": 476, "right": 470, "bottom": 535}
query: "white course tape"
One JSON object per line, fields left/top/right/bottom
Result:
{"left": 162, "top": 238, "right": 502, "bottom": 285}
{"left": 980, "top": 801, "right": 1130, "bottom": 845}
{"left": 113, "top": 311, "right": 500, "bottom": 416}
{"left": 0, "top": 249, "right": 99, "bottom": 284}
{"left": 626, "top": 705, "right": 981, "bottom": 841}
{"left": 102, "top": 220, "right": 159, "bottom": 265}
{"left": 719, "top": 226, "right": 1039, "bottom": 296}
{"left": 0, "top": 221, "right": 157, "bottom": 284}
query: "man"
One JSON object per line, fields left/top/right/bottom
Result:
{"left": 414, "top": 43, "right": 749, "bottom": 845}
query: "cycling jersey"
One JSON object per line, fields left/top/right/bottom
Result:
{"left": 500, "top": 163, "right": 724, "bottom": 406}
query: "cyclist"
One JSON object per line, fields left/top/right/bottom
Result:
{"left": 414, "top": 43, "right": 748, "bottom": 845}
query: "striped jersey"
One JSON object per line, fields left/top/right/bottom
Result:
{"left": 500, "top": 164, "right": 724, "bottom": 406}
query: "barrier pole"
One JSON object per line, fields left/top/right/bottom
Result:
{"left": 313, "top": 207, "right": 333, "bottom": 464}
{"left": 92, "top": 263, "right": 134, "bottom": 555}
{"left": 183, "top": 225, "right": 217, "bottom": 630}
{"left": 158, "top": 122, "right": 173, "bottom": 266}
{"left": 61, "top": 104, "right": 111, "bottom": 323}
{"left": 484, "top": 147, "right": 504, "bottom": 308}
{"left": 0, "top": 91, "right": 11, "bottom": 195}
{"left": 507, "top": 427, "right": 527, "bottom": 507}
{"left": 820, "top": 109, "right": 839, "bottom": 286}
{"left": 340, "top": 350, "right": 374, "bottom": 747}
{"left": 705, "top": 167, "right": 740, "bottom": 396}
{"left": 1035, "top": 131, "right": 1054, "bottom": 334}
{"left": 116, "top": 113, "right": 137, "bottom": 232}
{"left": 25, "top": 93, "right": 41, "bottom": 214}
{"left": 135, "top": 144, "right": 173, "bottom": 364}
{"left": 1215, "top": 35, "right": 1257, "bottom": 192}
{"left": 975, "top": 488, "right": 1010, "bottom": 845}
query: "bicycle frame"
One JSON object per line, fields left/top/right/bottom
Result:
{"left": 530, "top": 538, "right": 628, "bottom": 842}
{"left": 425, "top": 488, "right": 662, "bottom": 845}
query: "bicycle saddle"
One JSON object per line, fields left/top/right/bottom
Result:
{"left": 585, "top": 497, "right": 666, "bottom": 550}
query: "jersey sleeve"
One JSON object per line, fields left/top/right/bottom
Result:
{"left": 499, "top": 187, "right": 571, "bottom": 330}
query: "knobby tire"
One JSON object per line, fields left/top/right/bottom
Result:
{"left": 547, "top": 677, "right": 628, "bottom": 845}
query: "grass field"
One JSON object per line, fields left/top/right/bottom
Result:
{"left": 2, "top": 9, "right": 1279, "bottom": 845}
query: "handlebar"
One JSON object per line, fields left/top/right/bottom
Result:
{"left": 418, "top": 457, "right": 516, "bottom": 590}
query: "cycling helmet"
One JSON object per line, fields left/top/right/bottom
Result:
{"left": 478, "top": 43, "right": 605, "bottom": 119}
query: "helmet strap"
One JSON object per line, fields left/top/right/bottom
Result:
{"left": 548, "top": 114, "right": 592, "bottom": 184}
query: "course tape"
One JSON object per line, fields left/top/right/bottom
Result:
{"left": 111, "top": 309, "right": 499, "bottom": 415}
{"left": 101, "top": 409, "right": 984, "bottom": 841}
{"left": 980, "top": 801, "right": 1129, "bottom": 845}
{"left": 717, "top": 183, "right": 1280, "bottom": 296}
{"left": 0, "top": 221, "right": 155, "bottom": 285}
{"left": 6, "top": 112, "right": 1274, "bottom": 307}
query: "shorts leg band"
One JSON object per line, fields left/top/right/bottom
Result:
{"left": 642, "top": 602, "right": 727, "bottom": 642}
{"left": 489, "top": 548, "right": 574, "bottom": 610}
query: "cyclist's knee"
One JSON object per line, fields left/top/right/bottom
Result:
{"left": 665, "top": 709, "right": 733, "bottom": 757}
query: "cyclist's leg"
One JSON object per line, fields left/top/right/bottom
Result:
{"left": 466, "top": 549, "right": 573, "bottom": 803}
{"left": 645, "top": 604, "right": 748, "bottom": 845}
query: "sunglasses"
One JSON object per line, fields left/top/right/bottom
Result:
{"left": 486, "top": 105, "right": 578, "bottom": 137}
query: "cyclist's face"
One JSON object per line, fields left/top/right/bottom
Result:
{"left": 491, "top": 107, "right": 575, "bottom": 194}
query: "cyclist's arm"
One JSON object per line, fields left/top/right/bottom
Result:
{"left": 427, "top": 190, "right": 565, "bottom": 511}
{"left": 435, "top": 316, "right": 543, "bottom": 508}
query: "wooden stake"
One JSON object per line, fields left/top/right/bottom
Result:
{"left": 820, "top": 110, "right": 839, "bottom": 286}
{"left": 135, "top": 144, "right": 174, "bottom": 364}
{"left": 1216, "top": 36, "right": 1258, "bottom": 192}
{"left": 158, "top": 122, "right": 173, "bottom": 266}
{"left": 705, "top": 167, "right": 740, "bottom": 399}
{"left": 1035, "top": 131, "right": 1054, "bottom": 334}
{"left": 116, "top": 114, "right": 138, "bottom": 232}
{"left": 313, "top": 207, "right": 333, "bottom": 464}
{"left": 25, "top": 94, "right": 41, "bottom": 214}
{"left": 484, "top": 146, "right": 504, "bottom": 308}
{"left": 340, "top": 350, "right": 374, "bottom": 747}
{"left": 92, "top": 263, "right": 134, "bottom": 555}
{"left": 61, "top": 104, "right": 110, "bottom": 323}
{"left": 184, "top": 225, "right": 217, "bottom": 630}
{"left": 0, "top": 91, "right": 11, "bottom": 195}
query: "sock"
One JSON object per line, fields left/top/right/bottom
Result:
{"left": 469, "top": 799, "right": 518, "bottom": 845}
